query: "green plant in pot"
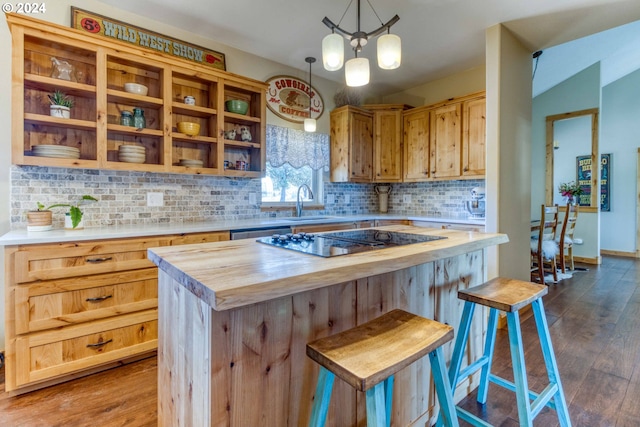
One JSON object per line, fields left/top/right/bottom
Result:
{"left": 48, "top": 90, "right": 74, "bottom": 119}
{"left": 43, "top": 195, "right": 98, "bottom": 229}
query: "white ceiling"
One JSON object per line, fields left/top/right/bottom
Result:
{"left": 96, "top": 0, "right": 640, "bottom": 97}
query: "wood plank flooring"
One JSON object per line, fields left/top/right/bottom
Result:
{"left": 0, "top": 256, "right": 638, "bottom": 426}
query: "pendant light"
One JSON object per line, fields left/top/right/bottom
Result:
{"left": 322, "top": 0, "right": 400, "bottom": 87}
{"left": 304, "top": 57, "right": 317, "bottom": 133}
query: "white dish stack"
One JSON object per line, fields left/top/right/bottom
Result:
{"left": 33, "top": 144, "right": 80, "bottom": 159}
{"left": 178, "top": 158, "right": 204, "bottom": 168}
{"left": 118, "top": 144, "right": 146, "bottom": 163}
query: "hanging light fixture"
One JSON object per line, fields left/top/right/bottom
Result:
{"left": 304, "top": 57, "right": 317, "bottom": 133}
{"left": 322, "top": 0, "right": 400, "bottom": 87}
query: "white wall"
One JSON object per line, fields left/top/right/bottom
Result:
{"left": 382, "top": 66, "right": 486, "bottom": 107}
{"left": 0, "top": 0, "right": 342, "bottom": 352}
{"left": 600, "top": 68, "right": 640, "bottom": 253}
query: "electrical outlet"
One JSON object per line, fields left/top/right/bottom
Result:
{"left": 147, "top": 192, "right": 164, "bottom": 207}
{"left": 327, "top": 194, "right": 335, "bottom": 204}
{"left": 249, "top": 192, "right": 257, "bottom": 204}
{"left": 403, "top": 194, "right": 412, "bottom": 204}
{"left": 344, "top": 195, "right": 350, "bottom": 204}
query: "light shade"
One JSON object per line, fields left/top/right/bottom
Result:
{"left": 304, "top": 118, "right": 317, "bottom": 132}
{"left": 345, "top": 57, "right": 369, "bottom": 87}
{"left": 377, "top": 34, "right": 401, "bottom": 69}
{"left": 322, "top": 33, "right": 344, "bottom": 71}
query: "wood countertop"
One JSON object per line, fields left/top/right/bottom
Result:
{"left": 148, "top": 225, "right": 508, "bottom": 311}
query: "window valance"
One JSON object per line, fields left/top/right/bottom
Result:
{"left": 266, "top": 124, "right": 330, "bottom": 171}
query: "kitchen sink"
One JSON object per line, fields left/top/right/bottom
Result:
{"left": 276, "top": 216, "right": 336, "bottom": 222}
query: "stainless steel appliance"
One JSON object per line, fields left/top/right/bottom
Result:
{"left": 231, "top": 226, "right": 292, "bottom": 240}
{"left": 256, "top": 229, "right": 447, "bottom": 257}
{"left": 465, "top": 187, "right": 486, "bottom": 219}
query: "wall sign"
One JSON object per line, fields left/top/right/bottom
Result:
{"left": 576, "top": 153, "right": 611, "bottom": 211}
{"left": 71, "top": 8, "right": 226, "bottom": 70}
{"left": 266, "top": 75, "right": 324, "bottom": 124}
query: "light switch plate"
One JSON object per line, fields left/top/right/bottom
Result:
{"left": 249, "top": 192, "right": 257, "bottom": 204}
{"left": 147, "top": 192, "right": 164, "bottom": 207}
{"left": 403, "top": 194, "right": 412, "bottom": 204}
{"left": 344, "top": 195, "right": 350, "bottom": 204}
{"left": 327, "top": 194, "right": 335, "bottom": 204}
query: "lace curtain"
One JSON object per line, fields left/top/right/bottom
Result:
{"left": 266, "top": 124, "right": 330, "bottom": 171}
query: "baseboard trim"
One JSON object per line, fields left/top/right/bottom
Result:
{"left": 574, "top": 255, "right": 601, "bottom": 265}
{"left": 600, "top": 249, "right": 638, "bottom": 259}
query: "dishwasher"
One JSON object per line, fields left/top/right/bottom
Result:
{"left": 230, "top": 226, "right": 292, "bottom": 240}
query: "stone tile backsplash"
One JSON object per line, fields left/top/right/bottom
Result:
{"left": 10, "top": 166, "right": 484, "bottom": 229}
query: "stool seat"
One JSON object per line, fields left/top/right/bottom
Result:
{"left": 458, "top": 277, "right": 548, "bottom": 312}
{"left": 307, "top": 309, "right": 453, "bottom": 392}
{"left": 307, "top": 309, "right": 460, "bottom": 427}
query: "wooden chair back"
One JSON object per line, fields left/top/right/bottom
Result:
{"left": 538, "top": 204, "right": 559, "bottom": 244}
{"left": 531, "top": 204, "right": 559, "bottom": 285}
{"left": 558, "top": 203, "right": 579, "bottom": 272}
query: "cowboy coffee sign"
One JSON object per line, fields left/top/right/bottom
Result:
{"left": 266, "top": 75, "right": 324, "bottom": 124}
{"left": 71, "top": 8, "right": 226, "bottom": 70}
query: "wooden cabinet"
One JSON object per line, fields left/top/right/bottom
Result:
{"left": 403, "top": 109, "right": 430, "bottom": 181}
{"left": 330, "top": 106, "right": 373, "bottom": 182}
{"left": 331, "top": 104, "right": 409, "bottom": 183}
{"left": 402, "top": 92, "right": 485, "bottom": 182}
{"left": 8, "top": 13, "right": 266, "bottom": 177}
{"left": 366, "top": 105, "right": 406, "bottom": 183}
{"left": 462, "top": 97, "right": 486, "bottom": 176}
{"left": 430, "top": 103, "right": 462, "bottom": 179}
{"left": 4, "top": 230, "right": 229, "bottom": 393}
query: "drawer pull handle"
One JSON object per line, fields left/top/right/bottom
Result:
{"left": 86, "top": 295, "right": 113, "bottom": 302}
{"left": 85, "top": 257, "right": 113, "bottom": 263}
{"left": 86, "top": 339, "right": 112, "bottom": 348}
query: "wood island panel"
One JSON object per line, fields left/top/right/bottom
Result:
{"left": 150, "top": 226, "right": 508, "bottom": 426}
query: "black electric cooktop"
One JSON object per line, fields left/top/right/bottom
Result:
{"left": 256, "top": 229, "right": 447, "bottom": 257}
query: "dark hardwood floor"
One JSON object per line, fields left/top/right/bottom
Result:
{"left": 1, "top": 256, "right": 639, "bottom": 426}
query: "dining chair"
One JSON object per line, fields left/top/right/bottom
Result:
{"left": 530, "top": 204, "right": 559, "bottom": 285}
{"left": 558, "top": 203, "right": 579, "bottom": 273}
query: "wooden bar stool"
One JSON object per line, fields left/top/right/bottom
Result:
{"left": 443, "top": 277, "right": 571, "bottom": 427}
{"left": 306, "top": 309, "right": 460, "bottom": 427}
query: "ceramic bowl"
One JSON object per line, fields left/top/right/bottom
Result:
{"left": 124, "top": 82, "right": 149, "bottom": 96}
{"left": 225, "top": 99, "right": 249, "bottom": 115}
{"left": 177, "top": 121, "right": 200, "bottom": 136}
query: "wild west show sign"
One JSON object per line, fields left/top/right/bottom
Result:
{"left": 266, "top": 75, "right": 324, "bottom": 124}
{"left": 71, "top": 8, "right": 226, "bottom": 70}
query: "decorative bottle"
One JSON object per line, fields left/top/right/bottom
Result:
{"left": 133, "top": 108, "right": 146, "bottom": 129}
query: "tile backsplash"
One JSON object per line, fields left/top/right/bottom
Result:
{"left": 10, "top": 166, "right": 484, "bottom": 229}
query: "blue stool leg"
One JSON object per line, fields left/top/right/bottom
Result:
{"left": 477, "top": 307, "right": 499, "bottom": 404}
{"left": 309, "top": 367, "right": 335, "bottom": 427}
{"left": 384, "top": 376, "right": 394, "bottom": 426}
{"left": 430, "top": 347, "right": 460, "bottom": 427}
{"left": 532, "top": 299, "right": 572, "bottom": 427}
{"left": 365, "top": 379, "right": 390, "bottom": 427}
{"left": 448, "top": 301, "right": 476, "bottom": 389}
{"left": 506, "top": 311, "right": 534, "bottom": 427}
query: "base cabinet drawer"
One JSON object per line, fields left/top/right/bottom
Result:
{"left": 15, "top": 310, "right": 157, "bottom": 387}
{"left": 15, "top": 268, "right": 158, "bottom": 335}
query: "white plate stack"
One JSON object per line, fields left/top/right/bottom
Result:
{"left": 178, "top": 159, "right": 204, "bottom": 168}
{"left": 118, "top": 144, "right": 146, "bottom": 163}
{"left": 33, "top": 145, "right": 80, "bottom": 159}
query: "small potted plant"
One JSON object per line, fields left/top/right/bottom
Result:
{"left": 44, "top": 195, "right": 98, "bottom": 229}
{"left": 26, "top": 202, "right": 54, "bottom": 232}
{"left": 48, "top": 90, "right": 74, "bottom": 119}
{"left": 558, "top": 181, "right": 583, "bottom": 205}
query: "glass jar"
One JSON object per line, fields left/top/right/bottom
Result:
{"left": 133, "top": 108, "right": 146, "bottom": 129}
{"left": 120, "top": 110, "right": 133, "bottom": 127}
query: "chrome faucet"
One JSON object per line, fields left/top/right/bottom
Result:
{"left": 296, "top": 184, "right": 314, "bottom": 217}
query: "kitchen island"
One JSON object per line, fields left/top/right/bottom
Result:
{"left": 147, "top": 225, "right": 508, "bottom": 427}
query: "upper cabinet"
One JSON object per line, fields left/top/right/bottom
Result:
{"left": 402, "top": 92, "right": 486, "bottom": 182}
{"left": 330, "top": 104, "right": 408, "bottom": 183}
{"left": 8, "top": 13, "right": 266, "bottom": 177}
{"left": 330, "top": 105, "right": 373, "bottom": 182}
